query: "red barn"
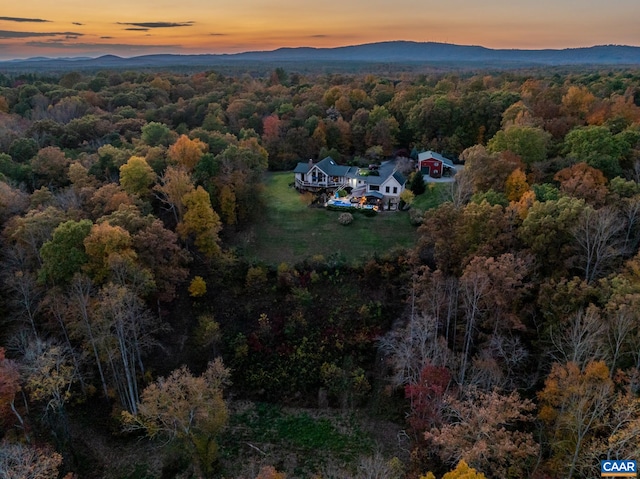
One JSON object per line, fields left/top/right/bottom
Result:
{"left": 417, "top": 151, "right": 456, "bottom": 178}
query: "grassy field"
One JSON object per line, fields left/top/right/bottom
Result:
{"left": 232, "top": 172, "right": 422, "bottom": 265}
{"left": 411, "top": 181, "right": 450, "bottom": 210}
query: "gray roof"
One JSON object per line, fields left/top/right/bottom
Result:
{"left": 294, "top": 157, "right": 406, "bottom": 187}
{"left": 293, "top": 162, "right": 311, "bottom": 174}
{"left": 315, "top": 157, "right": 353, "bottom": 177}
{"left": 345, "top": 160, "right": 404, "bottom": 185}
{"left": 365, "top": 191, "right": 385, "bottom": 199}
{"left": 293, "top": 157, "right": 355, "bottom": 176}
{"left": 393, "top": 171, "right": 406, "bottom": 185}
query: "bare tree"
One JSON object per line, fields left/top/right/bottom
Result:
{"left": 604, "top": 297, "right": 640, "bottom": 374}
{"left": 4, "top": 270, "right": 42, "bottom": 338}
{"left": 621, "top": 196, "right": 640, "bottom": 253}
{"left": 96, "top": 283, "right": 160, "bottom": 414}
{"left": 442, "top": 168, "right": 473, "bottom": 208}
{"left": 68, "top": 274, "right": 109, "bottom": 399}
{"left": 549, "top": 306, "right": 607, "bottom": 369}
{"left": 572, "top": 206, "right": 625, "bottom": 284}
{"left": 458, "top": 262, "right": 490, "bottom": 385}
{"left": 378, "top": 312, "right": 455, "bottom": 388}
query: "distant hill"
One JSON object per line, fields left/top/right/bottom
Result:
{"left": 2, "top": 41, "right": 640, "bottom": 73}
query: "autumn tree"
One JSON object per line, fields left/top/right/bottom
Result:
{"left": 255, "top": 466, "right": 287, "bottom": 479}
{"left": 0, "top": 441, "right": 63, "bottom": 479}
{"left": 177, "top": 186, "right": 222, "bottom": 258}
{"left": 168, "top": 134, "right": 208, "bottom": 171}
{"left": 154, "top": 165, "right": 195, "bottom": 224}
{"left": 4, "top": 206, "right": 66, "bottom": 268}
{"left": 18, "top": 337, "right": 76, "bottom": 445}
{"left": 504, "top": 168, "right": 529, "bottom": 202}
{"left": 119, "top": 156, "right": 156, "bottom": 197}
{"left": 405, "top": 364, "right": 451, "bottom": 436}
{"left": 561, "top": 85, "right": 596, "bottom": 123}
{"left": 538, "top": 360, "right": 614, "bottom": 478}
{"left": 88, "top": 183, "right": 135, "bottom": 219}
{"left": 83, "top": 222, "right": 137, "bottom": 283}
{"left": 218, "top": 184, "right": 237, "bottom": 225}
{"left": 424, "top": 388, "right": 539, "bottom": 478}
{"left": 132, "top": 219, "right": 190, "bottom": 302}
{"left": 579, "top": 383, "right": 640, "bottom": 478}
{"left": 31, "top": 146, "right": 70, "bottom": 188}
{"left": 554, "top": 162, "right": 608, "bottom": 206}
{"left": 422, "top": 460, "right": 487, "bottom": 479}
{"left": 122, "top": 359, "right": 229, "bottom": 478}
{"left": 0, "top": 181, "right": 29, "bottom": 224}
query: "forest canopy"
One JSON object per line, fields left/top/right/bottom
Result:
{"left": 1, "top": 65, "right": 640, "bottom": 478}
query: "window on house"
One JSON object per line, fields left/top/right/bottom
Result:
{"left": 369, "top": 185, "right": 379, "bottom": 191}
{"left": 385, "top": 186, "right": 390, "bottom": 193}
{"left": 393, "top": 187, "right": 398, "bottom": 194}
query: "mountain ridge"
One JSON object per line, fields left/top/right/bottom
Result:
{"left": 2, "top": 41, "right": 640, "bottom": 71}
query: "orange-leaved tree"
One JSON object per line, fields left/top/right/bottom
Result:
{"left": 168, "top": 134, "right": 207, "bottom": 171}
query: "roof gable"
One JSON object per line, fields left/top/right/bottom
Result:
{"left": 315, "top": 156, "right": 351, "bottom": 177}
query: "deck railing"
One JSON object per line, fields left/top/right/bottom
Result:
{"left": 295, "top": 178, "right": 347, "bottom": 189}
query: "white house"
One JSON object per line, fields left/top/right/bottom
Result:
{"left": 293, "top": 157, "right": 406, "bottom": 200}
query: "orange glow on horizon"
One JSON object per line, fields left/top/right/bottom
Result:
{"left": 1, "top": 0, "right": 640, "bottom": 59}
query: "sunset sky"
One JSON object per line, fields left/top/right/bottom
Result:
{"left": 1, "top": 0, "right": 640, "bottom": 60}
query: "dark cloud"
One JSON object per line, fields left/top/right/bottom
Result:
{"left": 210, "top": 33, "right": 227, "bottom": 36}
{"left": 309, "top": 34, "right": 329, "bottom": 38}
{"left": 72, "top": 22, "right": 84, "bottom": 26}
{"left": 0, "top": 16, "right": 50, "bottom": 23}
{"left": 23, "top": 40, "right": 182, "bottom": 54}
{"left": 100, "top": 36, "right": 113, "bottom": 39}
{"left": 124, "top": 28, "right": 150, "bottom": 31}
{"left": 0, "top": 30, "right": 83, "bottom": 39}
{"left": 117, "top": 21, "right": 194, "bottom": 28}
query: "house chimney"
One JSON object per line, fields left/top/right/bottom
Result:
{"left": 308, "top": 158, "right": 313, "bottom": 167}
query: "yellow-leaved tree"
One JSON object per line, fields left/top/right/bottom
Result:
{"left": 421, "top": 460, "right": 487, "bottom": 479}
{"left": 122, "top": 359, "right": 229, "bottom": 478}
{"left": 119, "top": 156, "right": 156, "bottom": 197}
{"left": 177, "top": 186, "right": 222, "bottom": 258}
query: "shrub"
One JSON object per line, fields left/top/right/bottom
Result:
{"left": 357, "top": 207, "right": 377, "bottom": 217}
{"left": 338, "top": 212, "right": 354, "bottom": 225}
{"left": 409, "top": 208, "right": 424, "bottom": 226}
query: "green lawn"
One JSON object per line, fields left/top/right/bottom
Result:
{"left": 233, "top": 172, "right": 421, "bottom": 265}
{"left": 411, "top": 182, "right": 450, "bottom": 210}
